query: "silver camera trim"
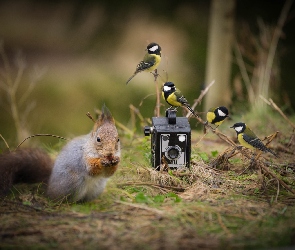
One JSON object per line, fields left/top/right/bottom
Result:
{"left": 164, "top": 145, "right": 182, "bottom": 160}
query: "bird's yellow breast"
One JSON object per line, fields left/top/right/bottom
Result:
{"left": 166, "top": 93, "right": 182, "bottom": 107}
{"left": 206, "top": 111, "right": 215, "bottom": 123}
{"left": 238, "top": 133, "right": 255, "bottom": 150}
{"left": 214, "top": 120, "right": 224, "bottom": 126}
{"left": 145, "top": 54, "right": 161, "bottom": 72}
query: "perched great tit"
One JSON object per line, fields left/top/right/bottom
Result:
{"left": 162, "top": 81, "right": 199, "bottom": 118}
{"left": 230, "top": 122, "right": 277, "bottom": 157}
{"left": 206, "top": 106, "right": 229, "bottom": 127}
{"left": 126, "top": 42, "right": 161, "bottom": 84}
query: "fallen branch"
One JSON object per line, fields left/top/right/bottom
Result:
{"left": 260, "top": 163, "right": 295, "bottom": 195}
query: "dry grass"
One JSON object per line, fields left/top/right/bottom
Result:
{"left": 1, "top": 127, "right": 295, "bottom": 249}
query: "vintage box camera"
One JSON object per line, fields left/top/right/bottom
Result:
{"left": 144, "top": 109, "right": 191, "bottom": 169}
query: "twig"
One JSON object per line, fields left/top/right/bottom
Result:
{"left": 0, "top": 134, "right": 10, "bottom": 151}
{"left": 117, "top": 182, "right": 186, "bottom": 192}
{"left": 260, "top": 164, "right": 295, "bottom": 195}
{"left": 115, "top": 120, "right": 135, "bottom": 136}
{"left": 186, "top": 80, "right": 216, "bottom": 118}
{"left": 115, "top": 200, "right": 165, "bottom": 215}
{"left": 138, "top": 93, "right": 156, "bottom": 107}
{"left": 16, "top": 134, "right": 67, "bottom": 149}
{"left": 263, "top": 0, "right": 293, "bottom": 101}
{"left": 260, "top": 95, "right": 295, "bottom": 130}
{"left": 86, "top": 112, "right": 96, "bottom": 123}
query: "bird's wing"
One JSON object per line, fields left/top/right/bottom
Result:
{"left": 134, "top": 54, "right": 156, "bottom": 73}
{"left": 242, "top": 133, "right": 268, "bottom": 152}
{"left": 174, "top": 89, "right": 199, "bottom": 118}
{"left": 174, "top": 90, "right": 188, "bottom": 105}
{"left": 135, "top": 60, "right": 154, "bottom": 73}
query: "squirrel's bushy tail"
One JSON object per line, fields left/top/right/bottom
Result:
{"left": 0, "top": 148, "right": 53, "bottom": 197}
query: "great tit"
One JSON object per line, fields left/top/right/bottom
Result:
{"left": 126, "top": 42, "right": 161, "bottom": 84}
{"left": 162, "top": 81, "right": 199, "bottom": 118}
{"left": 230, "top": 122, "right": 277, "bottom": 157}
{"left": 206, "top": 106, "right": 229, "bottom": 127}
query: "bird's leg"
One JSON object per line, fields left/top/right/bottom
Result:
{"left": 153, "top": 68, "right": 160, "bottom": 117}
{"left": 167, "top": 106, "right": 178, "bottom": 112}
{"left": 151, "top": 69, "right": 159, "bottom": 81}
{"left": 204, "top": 121, "right": 215, "bottom": 131}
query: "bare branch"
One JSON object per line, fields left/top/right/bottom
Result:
{"left": 260, "top": 95, "right": 295, "bottom": 130}
{"left": 187, "top": 80, "right": 216, "bottom": 118}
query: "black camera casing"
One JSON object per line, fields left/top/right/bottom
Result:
{"left": 144, "top": 110, "right": 191, "bottom": 169}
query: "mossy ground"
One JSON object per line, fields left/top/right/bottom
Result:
{"left": 1, "top": 123, "right": 295, "bottom": 249}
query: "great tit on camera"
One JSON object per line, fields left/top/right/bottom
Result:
{"left": 126, "top": 42, "right": 161, "bottom": 84}
{"left": 206, "top": 106, "right": 229, "bottom": 127}
{"left": 162, "top": 82, "right": 199, "bottom": 118}
{"left": 230, "top": 122, "right": 277, "bottom": 157}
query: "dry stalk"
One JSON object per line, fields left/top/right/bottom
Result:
{"left": 16, "top": 134, "right": 67, "bottom": 149}
{"left": 260, "top": 96, "right": 295, "bottom": 130}
{"left": 86, "top": 112, "right": 96, "bottom": 123}
{"left": 0, "top": 42, "right": 45, "bottom": 144}
{"left": 117, "top": 182, "right": 185, "bottom": 192}
{"left": 0, "top": 134, "right": 10, "bottom": 151}
{"left": 186, "top": 80, "right": 216, "bottom": 118}
{"left": 153, "top": 69, "right": 161, "bottom": 117}
{"left": 115, "top": 200, "right": 165, "bottom": 215}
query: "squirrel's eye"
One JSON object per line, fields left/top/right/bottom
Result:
{"left": 117, "top": 138, "right": 120, "bottom": 142}
{"left": 96, "top": 137, "right": 101, "bottom": 142}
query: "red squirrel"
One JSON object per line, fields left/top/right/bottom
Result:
{"left": 0, "top": 105, "right": 120, "bottom": 202}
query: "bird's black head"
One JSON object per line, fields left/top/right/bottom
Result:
{"left": 215, "top": 106, "right": 229, "bottom": 117}
{"left": 147, "top": 43, "right": 161, "bottom": 55}
{"left": 163, "top": 82, "right": 176, "bottom": 94}
{"left": 230, "top": 122, "right": 246, "bottom": 134}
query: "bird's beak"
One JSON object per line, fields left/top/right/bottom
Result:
{"left": 230, "top": 125, "right": 234, "bottom": 128}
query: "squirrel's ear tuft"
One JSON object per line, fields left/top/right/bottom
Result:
{"left": 96, "top": 104, "right": 115, "bottom": 126}
{"left": 100, "top": 104, "right": 115, "bottom": 123}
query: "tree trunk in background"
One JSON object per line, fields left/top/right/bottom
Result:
{"left": 204, "top": 0, "right": 235, "bottom": 112}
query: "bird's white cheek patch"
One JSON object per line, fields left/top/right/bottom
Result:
{"left": 218, "top": 109, "right": 226, "bottom": 117}
{"left": 149, "top": 45, "right": 158, "bottom": 52}
{"left": 163, "top": 86, "right": 171, "bottom": 92}
{"left": 234, "top": 126, "right": 243, "bottom": 132}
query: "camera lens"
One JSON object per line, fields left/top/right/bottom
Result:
{"left": 168, "top": 147, "right": 179, "bottom": 159}
{"left": 165, "top": 145, "right": 181, "bottom": 160}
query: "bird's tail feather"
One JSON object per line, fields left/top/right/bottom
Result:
{"left": 126, "top": 73, "right": 136, "bottom": 85}
{"left": 185, "top": 104, "right": 200, "bottom": 118}
{"left": 267, "top": 148, "right": 278, "bottom": 158}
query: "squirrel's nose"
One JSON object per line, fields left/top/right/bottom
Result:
{"left": 106, "top": 152, "right": 114, "bottom": 159}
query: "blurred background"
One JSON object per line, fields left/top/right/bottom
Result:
{"left": 0, "top": 0, "right": 294, "bottom": 147}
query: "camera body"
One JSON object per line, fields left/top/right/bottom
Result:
{"left": 144, "top": 110, "right": 191, "bottom": 169}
